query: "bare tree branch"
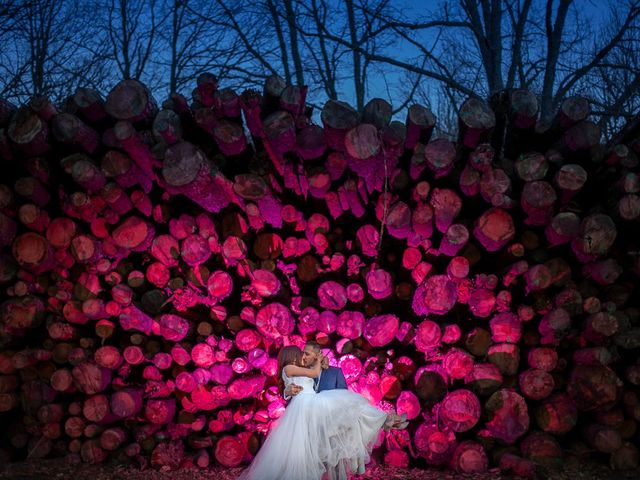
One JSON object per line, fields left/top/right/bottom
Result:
{"left": 554, "top": 1, "right": 640, "bottom": 103}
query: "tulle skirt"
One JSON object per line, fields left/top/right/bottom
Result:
{"left": 237, "top": 388, "right": 388, "bottom": 480}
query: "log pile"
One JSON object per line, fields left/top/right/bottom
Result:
{"left": 0, "top": 75, "right": 639, "bottom": 476}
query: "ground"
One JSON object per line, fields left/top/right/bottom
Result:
{"left": 1, "top": 457, "right": 639, "bottom": 480}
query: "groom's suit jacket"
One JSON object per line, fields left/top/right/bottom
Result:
{"left": 316, "top": 366, "right": 348, "bottom": 392}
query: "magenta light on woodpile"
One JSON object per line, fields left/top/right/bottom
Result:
{"left": 1, "top": 71, "right": 640, "bottom": 477}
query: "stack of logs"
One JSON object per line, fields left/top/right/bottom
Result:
{"left": 0, "top": 73, "right": 639, "bottom": 477}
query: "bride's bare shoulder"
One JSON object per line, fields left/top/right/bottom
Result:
{"left": 283, "top": 365, "right": 298, "bottom": 376}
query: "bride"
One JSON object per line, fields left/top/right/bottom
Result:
{"left": 237, "top": 345, "right": 405, "bottom": 480}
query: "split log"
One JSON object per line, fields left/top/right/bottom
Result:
{"left": 521, "top": 181, "right": 556, "bottom": 226}
{"left": 519, "top": 368, "right": 554, "bottom": 400}
{"left": 296, "top": 125, "right": 326, "bottom": 161}
{"left": 61, "top": 154, "right": 107, "bottom": 193}
{"left": 519, "top": 431, "right": 562, "bottom": 469}
{"left": 110, "top": 389, "right": 143, "bottom": 418}
{"left": 264, "top": 110, "right": 296, "bottom": 155}
{"left": 82, "top": 394, "right": 119, "bottom": 424}
{"left": 101, "top": 150, "right": 152, "bottom": 192}
{"left": 610, "top": 442, "right": 639, "bottom": 470}
{"left": 15, "top": 177, "right": 50, "bottom": 207}
{"left": 567, "top": 365, "right": 622, "bottom": 411}
{"left": 585, "top": 424, "right": 623, "bottom": 453}
{"left": 498, "top": 453, "right": 535, "bottom": 479}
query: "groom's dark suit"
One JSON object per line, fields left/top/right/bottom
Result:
{"left": 315, "top": 366, "right": 348, "bottom": 392}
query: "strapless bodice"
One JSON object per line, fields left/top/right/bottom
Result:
{"left": 282, "top": 369, "right": 317, "bottom": 394}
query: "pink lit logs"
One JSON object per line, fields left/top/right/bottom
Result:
{"left": 0, "top": 74, "right": 639, "bottom": 475}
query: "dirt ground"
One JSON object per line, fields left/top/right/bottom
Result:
{"left": 1, "top": 456, "right": 639, "bottom": 480}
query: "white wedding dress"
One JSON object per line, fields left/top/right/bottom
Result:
{"left": 236, "top": 368, "right": 388, "bottom": 480}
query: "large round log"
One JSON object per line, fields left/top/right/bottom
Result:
{"left": 12, "top": 232, "right": 56, "bottom": 274}
{"left": 473, "top": 208, "right": 515, "bottom": 252}
{"left": 105, "top": 79, "right": 157, "bottom": 123}
{"left": 458, "top": 97, "right": 496, "bottom": 148}
{"left": 567, "top": 365, "right": 623, "bottom": 411}
{"left": 52, "top": 113, "right": 99, "bottom": 153}
{"left": 161, "top": 141, "right": 242, "bottom": 213}
{"left": 414, "top": 423, "right": 457, "bottom": 465}
{"left": 535, "top": 393, "right": 578, "bottom": 434}
{"left": 405, "top": 104, "right": 435, "bottom": 150}
{"left": 7, "top": 106, "right": 50, "bottom": 156}
{"left": 483, "top": 389, "right": 529, "bottom": 444}
{"left": 439, "top": 389, "right": 481, "bottom": 432}
{"left": 321, "top": 100, "right": 359, "bottom": 151}
{"left": 451, "top": 441, "right": 488, "bottom": 473}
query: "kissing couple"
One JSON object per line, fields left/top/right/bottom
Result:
{"left": 237, "top": 341, "right": 408, "bottom": 480}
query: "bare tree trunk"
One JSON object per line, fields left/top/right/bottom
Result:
{"left": 161, "top": 0, "right": 233, "bottom": 96}
{"left": 266, "top": 0, "right": 291, "bottom": 85}
{"left": 540, "top": 0, "right": 572, "bottom": 122}
{"left": 283, "top": 0, "right": 304, "bottom": 86}
{"left": 169, "top": 0, "right": 180, "bottom": 93}
{"left": 108, "top": 0, "right": 160, "bottom": 82}
{"left": 505, "top": 0, "right": 533, "bottom": 90}
{"left": 310, "top": 0, "right": 337, "bottom": 99}
{"left": 117, "top": 0, "right": 132, "bottom": 79}
{"left": 27, "top": 1, "right": 61, "bottom": 95}
{"left": 346, "top": 0, "right": 364, "bottom": 112}
{"left": 461, "top": 0, "right": 504, "bottom": 94}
